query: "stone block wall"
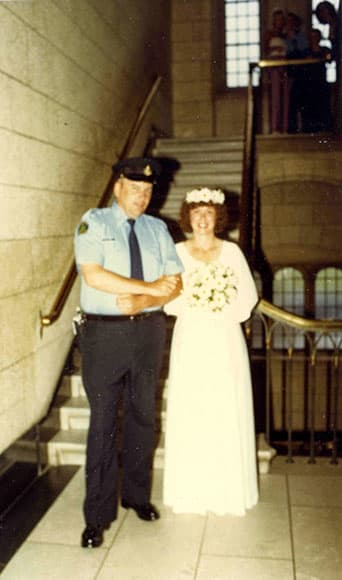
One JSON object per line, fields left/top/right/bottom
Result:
{"left": 0, "top": 0, "right": 171, "bottom": 454}
{"left": 257, "top": 136, "right": 342, "bottom": 268}
{"left": 171, "top": 0, "right": 214, "bottom": 137}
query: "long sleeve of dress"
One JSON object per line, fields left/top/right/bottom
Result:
{"left": 230, "top": 243, "right": 259, "bottom": 322}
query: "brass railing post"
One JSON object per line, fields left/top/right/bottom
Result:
{"left": 331, "top": 347, "right": 340, "bottom": 464}
{"left": 308, "top": 345, "right": 317, "bottom": 464}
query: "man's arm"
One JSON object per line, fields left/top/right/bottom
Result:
{"left": 80, "top": 263, "right": 178, "bottom": 298}
{"left": 116, "top": 274, "right": 183, "bottom": 315}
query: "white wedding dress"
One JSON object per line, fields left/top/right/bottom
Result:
{"left": 163, "top": 241, "right": 259, "bottom": 516}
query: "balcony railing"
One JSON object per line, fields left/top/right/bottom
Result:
{"left": 249, "top": 299, "right": 342, "bottom": 463}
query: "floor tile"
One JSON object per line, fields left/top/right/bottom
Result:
{"left": 202, "top": 503, "right": 292, "bottom": 560}
{"left": 27, "top": 489, "right": 127, "bottom": 548}
{"left": 289, "top": 475, "right": 342, "bottom": 508}
{"left": 196, "top": 555, "right": 294, "bottom": 580}
{"left": 292, "top": 506, "right": 342, "bottom": 576}
{"left": 3, "top": 458, "right": 342, "bottom": 579}
{"left": 271, "top": 456, "right": 342, "bottom": 477}
{"left": 98, "top": 506, "right": 206, "bottom": 579}
{"left": 296, "top": 560, "right": 342, "bottom": 580}
{"left": 0, "top": 542, "right": 106, "bottom": 580}
{"left": 0, "top": 465, "right": 78, "bottom": 568}
{"left": 53, "top": 467, "right": 84, "bottom": 499}
{"left": 258, "top": 473, "right": 288, "bottom": 505}
{"left": 26, "top": 467, "right": 128, "bottom": 548}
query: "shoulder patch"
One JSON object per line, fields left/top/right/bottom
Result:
{"left": 78, "top": 221, "right": 89, "bottom": 235}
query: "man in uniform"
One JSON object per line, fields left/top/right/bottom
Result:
{"left": 74, "top": 157, "right": 183, "bottom": 548}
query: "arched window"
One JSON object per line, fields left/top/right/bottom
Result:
{"left": 315, "top": 267, "right": 342, "bottom": 348}
{"left": 273, "top": 267, "right": 305, "bottom": 348}
{"left": 224, "top": 0, "right": 260, "bottom": 87}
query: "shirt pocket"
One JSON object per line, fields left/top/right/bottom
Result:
{"left": 142, "top": 242, "right": 163, "bottom": 280}
{"left": 103, "top": 240, "right": 130, "bottom": 276}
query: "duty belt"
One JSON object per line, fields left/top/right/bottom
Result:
{"left": 84, "top": 311, "right": 162, "bottom": 322}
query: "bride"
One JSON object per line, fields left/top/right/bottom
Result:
{"left": 163, "top": 187, "right": 259, "bottom": 516}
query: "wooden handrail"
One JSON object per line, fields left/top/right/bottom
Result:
{"left": 40, "top": 75, "right": 163, "bottom": 330}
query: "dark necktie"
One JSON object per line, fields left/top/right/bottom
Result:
{"left": 127, "top": 219, "right": 144, "bottom": 280}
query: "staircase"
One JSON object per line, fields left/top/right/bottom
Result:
{"left": 12, "top": 138, "right": 275, "bottom": 475}
{"left": 44, "top": 329, "right": 172, "bottom": 469}
{"left": 152, "top": 137, "right": 244, "bottom": 239}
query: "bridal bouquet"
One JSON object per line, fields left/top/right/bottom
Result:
{"left": 184, "top": 263, "right": 238, "bottom": 312}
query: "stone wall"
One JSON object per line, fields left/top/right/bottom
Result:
{"left": 171, "top": 0, "right": 214, "bottom": 137}
{"left": 0, "top": 0, "right": 171, "bottom": 454}
{"left": 257, "top": 136, "right": 342, "bottom": 268}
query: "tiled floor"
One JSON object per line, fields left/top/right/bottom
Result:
{"left": 1, "top": 457, "right": 342, "bottom": 580}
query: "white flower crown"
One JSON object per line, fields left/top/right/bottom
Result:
{"left": 185, "top": 187, "right": 225, "bottom": 205}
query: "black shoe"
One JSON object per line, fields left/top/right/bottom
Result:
{"left": 121, "top": 500, "right": 160, "bottom": 521}
{"left": 81, "top": 525, "right": 104, "bottom": 548}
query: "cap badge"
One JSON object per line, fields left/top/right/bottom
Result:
{"left": 143, "top": 164, "right": 152, "bottom": 176}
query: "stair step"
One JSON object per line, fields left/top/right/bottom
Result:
{"left": 59, "top": 397, "right": 90, "bottom": 430}
{"left": 55, "top": 397, "right": 167, "bottom": 433}
{"left": 59, "top": 374, "right": 85, "bottom": 398}
{"left": 155, "top": 137, "right": 244, "bottom": 154}
{"left": 47, "top": 430, "right": 165, "bottom": 468}
{"left": 156, "top": 151, "right": 244, "bottom": 163}
{"left": 47, "top": 430, "right": 87, "bottom": 466}
{"left": 173, "top": 161, "right": 243, "bottom": 174}
{"left": 174, "top": 172, "right": 242, "bottom": 186}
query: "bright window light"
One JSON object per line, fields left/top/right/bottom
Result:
{"left": 225, "top": 0, "right": 260, "bottom": 87}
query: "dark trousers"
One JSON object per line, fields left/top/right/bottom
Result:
{"left": 80, "top": 312, "right": 166, "bottom": 527}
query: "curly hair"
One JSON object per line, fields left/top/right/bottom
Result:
{"left": 180, "top": 200, "right": 228, "bottom": 234}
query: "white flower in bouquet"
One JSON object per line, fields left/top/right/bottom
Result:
{"left": 185, "top": 262, "right": 238, "bottom": 312}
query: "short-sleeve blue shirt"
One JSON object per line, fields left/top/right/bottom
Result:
{"left": 74, "top": 202, "right": 184, "bottom": 314}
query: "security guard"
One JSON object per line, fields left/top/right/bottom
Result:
{"left": 74, "top": 157, "right": 183, "bottom": 548}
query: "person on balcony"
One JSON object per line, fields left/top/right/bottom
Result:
{"left": 163, "top": 188, "right": 259, "bottom": 516}
{"left": 301, "top": 28, "right": 333, "bottom": 133}
{"left": 264, "top": 9, "right": 289, "bottom": 133}
{"left": 74, "top": 157, "right": 183, "bottom": 548}
{"left": 314, "top": 1, "right": 338, "bottom": 59}
{"left": 285, "top": 12, "right": 309, "bottom": 133}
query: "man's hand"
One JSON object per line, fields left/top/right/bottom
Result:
{"left": 148, "top": 275, "right": 179, "bottom": 297}
{"left": 116, "top": 274, "right": 183, "bottom": 314}
{"left": 116, "top": 294, "right": 145, "bottom": 315}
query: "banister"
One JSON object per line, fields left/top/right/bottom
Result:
{"left": 256, "top": 298, "right": 342, "bottom": 332}
{"left": 40, "top": 75, "right": 163, "bottom": 330}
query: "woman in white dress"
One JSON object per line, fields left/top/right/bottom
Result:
{"left": 163, "top": 188, "right": 259, "bottom": 516}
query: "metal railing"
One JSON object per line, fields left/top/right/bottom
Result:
{"left": 40, "top": 75, "right": 162, "bottom": 330}
{"left": 250, "top": 298, "right": 342, "bottom": 463}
